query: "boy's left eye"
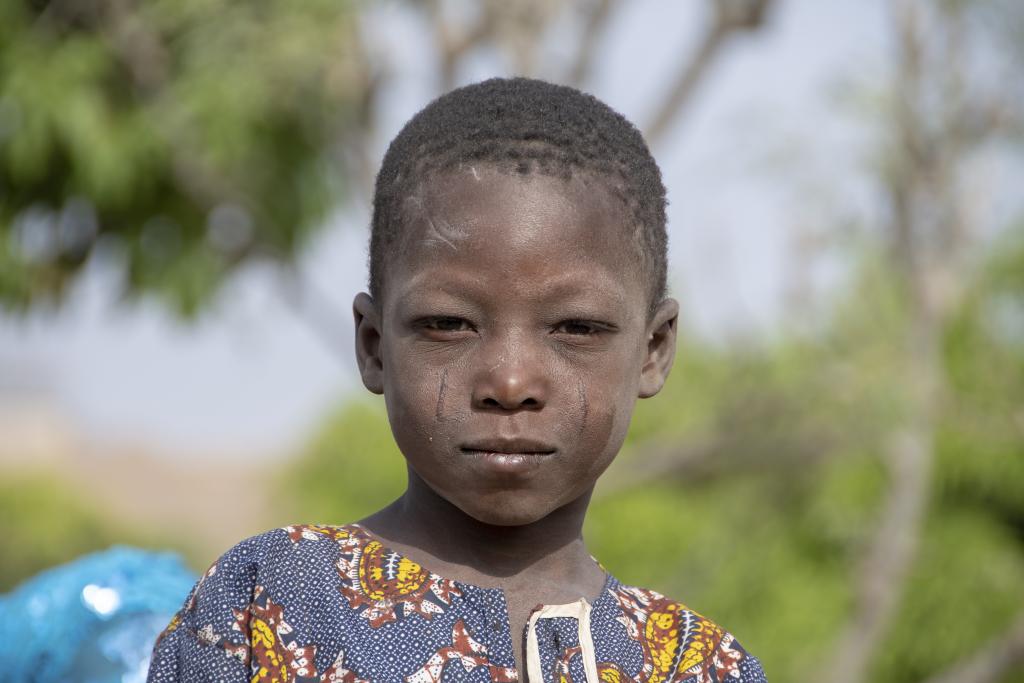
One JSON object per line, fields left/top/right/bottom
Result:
{"left": 552, "top": 320, "right": 606, "bottom": 336}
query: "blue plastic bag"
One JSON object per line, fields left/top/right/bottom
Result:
{"left": 0, "top": 546, "right": 196, "bottom": 682}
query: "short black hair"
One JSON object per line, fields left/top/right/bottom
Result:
{"left": 369, "top": 77, "right": 667, "bottom": 309}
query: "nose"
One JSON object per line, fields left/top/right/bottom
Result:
{"left": 471, "top": 340, "right": 548, "bottom": 412}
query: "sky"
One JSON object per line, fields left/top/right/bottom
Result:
{"left": 0, "top": 0, "right": 887, "bottom": 458}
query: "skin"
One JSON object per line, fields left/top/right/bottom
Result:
{"left": 352, "top": 165, "right": 678, "bottom": 677}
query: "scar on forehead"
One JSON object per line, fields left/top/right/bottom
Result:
{"left": 455, "top": 162, "right": 482, "bottom": 181}
{"left": 423, "top": 216, "right": 468, "bottom": 252}
{"left": 402, "top": 192, "right": 469, "bottom": 252}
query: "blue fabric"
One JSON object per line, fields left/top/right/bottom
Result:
{"left": 0, "top": 546, "right": 196, "bottom": 683}
{"left": 147, "top": 524, "right": 767, "bottom": 682}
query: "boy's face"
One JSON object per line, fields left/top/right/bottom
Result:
{"left": 354, "top": 166, "right": 677, "bottom": 526}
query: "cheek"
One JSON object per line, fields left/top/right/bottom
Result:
{"left": 382, "top": 348, "right": 439, "bottom": 433}
{"left": 567, "top": 363, "right": 639, "bottom": 465}
{"left": 382, "top": 350, "right": 468, "bottom": 458}
{"left": 587, "top": 391, "right": 635, "bottom": 456}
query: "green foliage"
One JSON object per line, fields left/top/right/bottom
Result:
{"left": 282, "top": 399, "right": 407, "bottom": 526}
{"left": 0, "top": 0, "right": 361, "bottom": 316}
{"left": 0, "top": 474, "right": 164, "bottom": 592}
{"left": 940, "top": 225, "right": 1024, "bottom": 518}
{"left": 873, "top": 506, "right": 1024, "bottom": 682}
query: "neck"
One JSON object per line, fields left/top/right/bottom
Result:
{"left": 363, "top": 469, "right": 594, "bottom": 580}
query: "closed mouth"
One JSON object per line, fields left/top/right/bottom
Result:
{"left": 460, "top": 438, "right": 556, "bottom": 456}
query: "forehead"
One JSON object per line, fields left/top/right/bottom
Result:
{"left": 386, "top": 167, "right": 646, "bottom": 309}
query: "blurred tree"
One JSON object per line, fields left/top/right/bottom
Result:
{"left": 0, "top": 474, "right": 175, "bottom": 591}
{"left": 0, "top": 0, "right": 776, "bottom": 320}
{"left": 824, "top": 2, "right": 1024, "bottom": 681}
{"left": 0, "top": 0, "right": 366, "bottom": 316}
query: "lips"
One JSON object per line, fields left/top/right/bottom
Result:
{"left": 460, "top": 437, "right": 556, "bottom": 456}
{"left": 459, "top": 438, "right": 556, "bottom": 477}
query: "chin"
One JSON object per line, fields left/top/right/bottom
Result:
{"left": 457, "top": 494, "right": 561, "bottom": 527}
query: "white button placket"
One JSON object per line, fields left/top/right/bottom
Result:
{"left": 524, "top": 599, "right": 599, "bottom": 683}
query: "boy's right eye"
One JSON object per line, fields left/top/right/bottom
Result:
{"left": 416, "top": 317, "right": 475, "bottom": 335}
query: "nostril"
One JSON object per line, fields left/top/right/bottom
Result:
{"left": 479, "top": 395, "right": 541, "bottom": 410}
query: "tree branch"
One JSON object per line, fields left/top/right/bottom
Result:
{"left": 424, "top": 0, "right": 496, "bottom": 92}
{"left": 820, "top": 3, "right": 977, "bottom": 681}
{"left": 594, "top": 433, "right": 726, "bottom": 500}
{"left": 921, "top": 613, "right": 1024, "bottom": 683}
{"left": 595, "top": 392, "right": 840, "bottom": 500}
{"left": 104, "top": 0, "right": 169, "bottom": 93}
{"left": 645, "top": 0, "right": 775, "bottom": 146}
{"left": 825, "top": 427, "right": 934, "bottom": 683}
{"left": 566, "top": 0, "right": 620, "bottom": 87}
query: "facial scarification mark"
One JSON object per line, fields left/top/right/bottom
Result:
{"left": 423, "top": 217, "right": 468, "bottom": 251}
{"left": 435, "top": 368, "right": 448, "bottom": 421}
{"left": 576, "top": 379, "right": 589, "bottom": 439}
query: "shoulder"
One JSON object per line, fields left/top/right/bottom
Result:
{"left": 154, "top": 524, "right": 350, "bottom": 627}
{"left": 147, "top": 524, "right": 357, "bottom": 681}
{"left": 168, "top": 525, "right": 329, "bottom": 593}
{"left": 606, "top": 580, "right": 768, "bottom": 683}
{"left": 188, "top": 523, "right": 358, "bottom": 598}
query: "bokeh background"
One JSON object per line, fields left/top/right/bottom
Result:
{"left": 2, "top": 0, "right": 1023, "bottom": 681}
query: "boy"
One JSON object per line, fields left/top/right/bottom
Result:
{"left": 148, "top": 78, "right": 767, "bottom": 683}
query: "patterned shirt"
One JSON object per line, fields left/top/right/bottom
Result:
{"left": 147, "top": 524, "right": 767, "bottom": 683}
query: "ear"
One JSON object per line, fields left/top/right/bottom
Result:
{"left": 353, "top": 292, "right": 384, "bottom": 394}
{"left": 638, "top": 298, "right": 679, "bottom": 399}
